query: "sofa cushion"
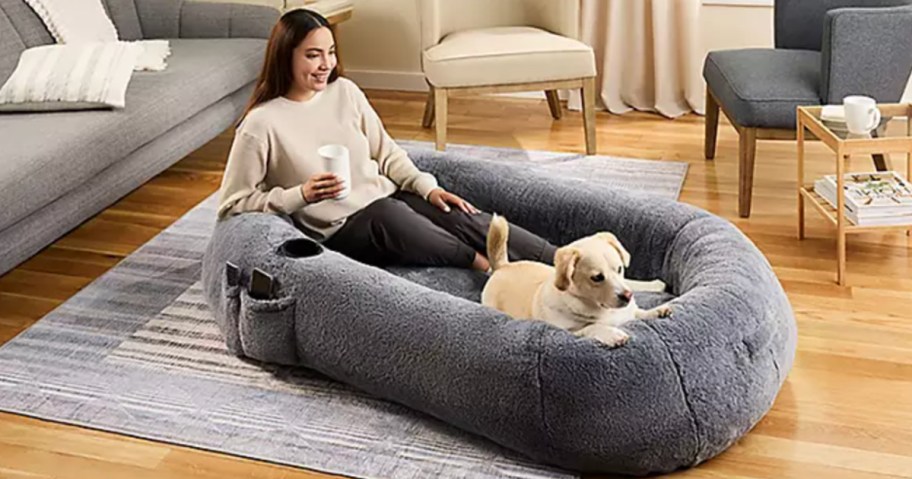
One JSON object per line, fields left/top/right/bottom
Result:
{"left": 0, "top": 0, "right": 55, "bottom": 50}
{"left": 0, "top": 0, "right": 54, "bottom": 83}
{"left": 703, "top": 48, "right": 822, "bottom": 129}
{"left": 423, "top": 26, "right": 596, "bottom": 88}
{"left": 0, "top": 38, "right": 265, "bottom": 232}
{"left": 0, "top": 7, "right": 26, "bottom": 82}
{"left": 102, "top": 0, "right": 144, "bottom": 40}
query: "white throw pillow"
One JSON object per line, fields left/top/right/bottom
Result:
{"left": 0, "top": 42, "right": 141, "bottom": 112}
{"left": 23, "top": 0, "right": 119, "bottom": 43}
{"left": 23, "top": 0, "right": 171, "bottom": 72}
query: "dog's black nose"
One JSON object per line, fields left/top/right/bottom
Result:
{"left": 617, "top": 290, "right": 633, "bottom": 306}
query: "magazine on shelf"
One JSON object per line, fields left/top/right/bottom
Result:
{"left": 814, "top": 181, "right": 912, "bottom": 217}
{"left": 813, "top": 171, "right": 912, "bottom": 225}
{"left": 815, "top": 171, "right": 912, "bottom": 211}
{"left": 815, "top": 184, "right": 912, "bottom": 225}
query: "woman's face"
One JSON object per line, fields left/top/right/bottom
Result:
{"left": 290, "top": 26, "right": 336, "bottom": 93}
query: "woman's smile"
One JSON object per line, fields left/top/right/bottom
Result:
{"left": 312, "top": 72, "right": 329, "bottom": 84}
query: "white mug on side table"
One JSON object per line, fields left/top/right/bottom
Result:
{"left": 317, "top": 144, "right": 351, "bottom": 199}
{"left": 843, "top": 95, "right": 882, "bottom": 136}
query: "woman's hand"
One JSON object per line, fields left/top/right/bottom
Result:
{"left": 301, "top": 172, "right": 345, "bottom": 203}
{"left": 427, "top": 188, "right": 480, "bottom": 214}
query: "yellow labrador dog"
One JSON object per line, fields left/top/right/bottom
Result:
{"left": 481, "top": 215, "right": 672, "bottom": 347}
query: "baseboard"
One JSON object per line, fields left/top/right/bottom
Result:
{"left": 344, "top": 69, "right": 568, "bottom": 100}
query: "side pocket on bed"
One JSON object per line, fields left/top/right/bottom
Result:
{"left": 238, "top": 290, "right": 298, "bottom": 365}
{"left": 220, "top": 279, "right": 244, "bottom": 356}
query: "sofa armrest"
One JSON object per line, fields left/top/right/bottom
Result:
{"left": 820, "top": 5, "right": 912, "bottom": 104}
{"left": 135, "top": 0, "right": 280, "bottom": 40}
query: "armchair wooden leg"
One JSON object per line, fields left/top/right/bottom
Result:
{"left": 434, "top": 87, "right": 448, "bottom": 151}
{"left": 545, "top": 90, "right": 562, "bottom": 120}
{"left": 739, "top": 128, "right": 758, "bottom": 218}
{"left": 422, "top": 87, "right": 435, "bottom": 129}
{"left": 705, "top": 89, "right": 720, "bottom": 160}
{"left": 582, "top": 77, "right": 597, "bottom": 155}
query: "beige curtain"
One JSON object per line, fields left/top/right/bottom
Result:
{"left": 568, "top": 0, "right": 704, "bottom": 118}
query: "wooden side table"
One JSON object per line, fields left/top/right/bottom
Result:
{"left": 797, "top": 103, "right": 912, "bottom": 285}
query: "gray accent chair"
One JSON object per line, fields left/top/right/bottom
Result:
{"left": 703, "top": 0, "right": 912, "bottom": 217}
{"left": 0, "top": 0, "right": 279, "bottom": 275}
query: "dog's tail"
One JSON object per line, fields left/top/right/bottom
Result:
{"left": 487, "top": 214, "right": 510, "bottom": 271}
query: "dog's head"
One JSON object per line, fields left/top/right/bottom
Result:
{"left": 553, "top": 232, "right": 633, "bottom": 309}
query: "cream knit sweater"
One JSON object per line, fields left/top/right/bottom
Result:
{"left": 217, "top": 77, "right": 439, "bottom": 239}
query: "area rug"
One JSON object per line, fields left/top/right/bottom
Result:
{"left": 0, "top": 145, "right": 688, "bottom": 479}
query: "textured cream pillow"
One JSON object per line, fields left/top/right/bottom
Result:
{"left": 23, "top": 0, "right": 119, "bottom": 43}
{"left": 22, "top": 0, "right": 171, "bottom": 72}
{"left": 0, "top": 42, "right": 141, "bottom": 112}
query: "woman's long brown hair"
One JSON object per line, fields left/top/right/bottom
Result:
{"left": 238, "top": 9, "right": 340, "bottom": 125}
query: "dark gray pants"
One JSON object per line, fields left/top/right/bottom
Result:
{"left": 324, "top": 191, "right": 557, "bottom": 269}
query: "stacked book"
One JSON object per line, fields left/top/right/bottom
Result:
{"left": 814, "top": 171, "right": 912, "bottom": 226}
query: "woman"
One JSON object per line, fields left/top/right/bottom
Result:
{"left": 218, "top": 9, "right": 557, "bottom": 271}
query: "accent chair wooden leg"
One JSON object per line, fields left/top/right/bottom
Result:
{"left": 739, "top": 128, "right": 758, "bottom": 218}
{"left": 705, "top": 89, "right": 720, "bottom": 160}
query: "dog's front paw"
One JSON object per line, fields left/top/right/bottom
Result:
{"left": 579, "top": 326, "right": 630, "bottom": 348}
{"left": 636, "top": 304, "right": 673, "bottom": 320}
{"left": 596, "top": 328, "right": 630, "bottom": 348}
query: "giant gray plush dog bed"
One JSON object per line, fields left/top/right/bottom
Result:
{"left": 201, "top": 150, "right": 797, "bottom": 475}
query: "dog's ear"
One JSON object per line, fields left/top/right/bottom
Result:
{"left": 554, "top": 247, "right": 581, "bottom": 291}
{"left": 596, "top": 232, "right": 630, "bottom": 267}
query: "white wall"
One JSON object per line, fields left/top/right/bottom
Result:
{"left": 335, "top": 0, "right": 426, "bottom": 90}
{"left": 701, "top": 3, "right": 773, "bottom": 53}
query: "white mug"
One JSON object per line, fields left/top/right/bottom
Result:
{"left": 843, "top": 95, "right": 881, "bottom": 135}
{"left": 317, "top": 144, "right": 351, "bottom": 200}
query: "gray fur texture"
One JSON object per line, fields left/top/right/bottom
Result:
{"left": 202, "top": 150, "right": 797, "bottom": 475}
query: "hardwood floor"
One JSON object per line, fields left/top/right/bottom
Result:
{"left": 1, "top": 90, "right": 910, "bottom": 478}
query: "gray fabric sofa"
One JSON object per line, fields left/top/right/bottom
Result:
{"left": 0, "top": 0, "right": 279, "bottom": 275}
{"left": 201, "top": 148, "right": 798, "bottom": 475}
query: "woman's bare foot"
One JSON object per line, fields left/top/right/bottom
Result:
{"left": 472, "top": 252, "right": 491, "bottom": 272}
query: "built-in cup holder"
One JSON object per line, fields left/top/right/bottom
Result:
{"left": 278, "top": 238, "right": 323, "bottom": 259}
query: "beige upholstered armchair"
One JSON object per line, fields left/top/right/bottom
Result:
{"left": 417, "top": 0, "right": 597, "bottom": 153}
